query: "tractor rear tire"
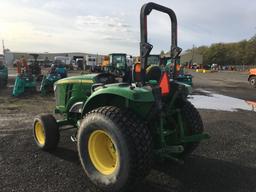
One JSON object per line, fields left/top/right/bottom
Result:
{"left": 33, "top": 114, "right": 59, "bottom": 151}
{"left": 249, "top": 76, "right": 256, "bottom": 88}
{"left": 77, "top": 106, "right": 152, "bottom": 192}
{"left": 180, "top": 101, "right": 204, "bottom": 157}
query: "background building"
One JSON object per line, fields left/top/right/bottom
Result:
{"left": 3, "top": 49, "right": 104, "bottom": 67}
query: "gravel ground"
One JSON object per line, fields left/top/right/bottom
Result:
{"left": 0, "top": 70, "right": 256, "bottom": 192}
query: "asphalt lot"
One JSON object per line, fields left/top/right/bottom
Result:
{"left": 1, "top": 69, "right": 256, "bottom": 192}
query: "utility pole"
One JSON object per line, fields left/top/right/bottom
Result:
{"left": 2, "top": 40, "right": 6, "bottom": 65}
{"left": 2, "top": 40, "right": 4, "bottom": 53}
{"left": 191, "top": 44, "right": 195, "bottom": 65}
{"left": 96, "top": 53, "right": 98, "bottom": 66}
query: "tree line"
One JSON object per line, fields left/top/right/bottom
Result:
{"left": 186, "top": 34, "right": 256, "bottom": 67}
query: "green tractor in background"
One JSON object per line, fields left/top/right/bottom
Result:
{"left": 0, "top": 56, "right": 8, "bottom": 88}
{"left": 163, "top": 56, "right": 193, "bottom": 86}
{"left": 102, "top": 53, "right": 132, "bottom": 83}
{"left": 148, "top": 54, "right": 160, "bottom": 65}
{"left": 33, "top": 2, "right": 209, "bottom": 192}
{"left": 104, "top": 53, "right": 129, "bottom": 74}
{"left": 145, "top": 54, "right": 193, "bottom": 86}
{"left": 145, "top": 54, "right": 162, "bottom": 81}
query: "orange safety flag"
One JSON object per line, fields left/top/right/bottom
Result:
{"left": 159, "top": 71, "right": 170, "bottom": 96}
{"left": 134, "top": 63, "right": 141, "bottom": 73}
{"left": 176, "top": 64, "right": 181, "bottom": 72}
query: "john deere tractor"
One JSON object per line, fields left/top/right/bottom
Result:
{"left": 163, "top": 56, "right": 193, "bottom": 86}
{"left": 148, "top": 54, "right": 161, "bottom": 65}
{"left": 145, "top": 54, "right": 193, "bottom": 86}
{"left": 103, "top": 53, "right": 128, "bottom": 74}
{"left": 102, "top": 53, "right": 132, "bottom": 83}
{"left": 33, "top": 2, "right": 209, "bottom": 192}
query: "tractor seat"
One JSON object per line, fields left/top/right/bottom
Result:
{"left": 146, "top": 65, "right": 162, "bottom": 82}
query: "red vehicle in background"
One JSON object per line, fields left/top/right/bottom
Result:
{"left": 248, "top": 68, "right": 256, "bottom": 88}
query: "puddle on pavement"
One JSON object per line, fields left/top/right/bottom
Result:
{"left": 188, "top": 89, "right": 256, "bottom": 112}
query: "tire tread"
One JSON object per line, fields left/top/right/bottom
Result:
{"left": 83, "top": 106, "right": 152, "bottom": 191}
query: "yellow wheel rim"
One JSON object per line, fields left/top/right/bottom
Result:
{"left": 34, "top": 121, "right": 45, "bottom": 145}
{"left": 88, "top": 130, "right": 119, "bottom": 175}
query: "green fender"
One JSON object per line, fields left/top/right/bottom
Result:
{"left": 82, "top": 84, "right": 155, "bottom": 116}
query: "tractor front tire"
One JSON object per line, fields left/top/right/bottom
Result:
{"left": 180, "top": 101, "right": 204, "bottom": 156}
{"left": 33, "top": 114, "right": 59, "bottom": 151}
{"left": 249, "top": 76, "right": 256, "bottom": 88}
{"left": 77, "top": 106, "right": 152, "bottom": 192}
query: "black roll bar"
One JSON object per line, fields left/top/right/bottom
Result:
{"left": 140, "top": 2, "right": 181, "bottom": 82}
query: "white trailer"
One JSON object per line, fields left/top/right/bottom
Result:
{"left": 54, "top": 56, "right": 72, "bottom": 65}
{"left": 86, "top": 55, "right": 97, "bottom": 66}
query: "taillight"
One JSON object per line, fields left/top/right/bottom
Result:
{"left": 159, "top": 71, "right": 170, "bottom": 96}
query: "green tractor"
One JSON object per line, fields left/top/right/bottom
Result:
{"left": 33, "top": 2, "right": 209, "bottom": 192}
{"left": 103, "top": 53, "right": 129, "bottom": 75}
{"left": 148, "top": 54, "right": 160, "bottom": 65}
{"left": 145, "top": 54, "right": 162, "bottom": 82}
{"left": 0, "top": 56, "right": 8, "bottom": 88}
{"left": 163, "top": 56, "right": 193, "bottom": 86}
{"left": 102, "top": 53, "right": 132, "bottom": 83}
{"left": 146, "top": 54, "right": 193, "bottom": 86}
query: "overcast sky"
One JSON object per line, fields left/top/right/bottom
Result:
{"left": 0, "top": 0, "right": 255, "bottom": 55}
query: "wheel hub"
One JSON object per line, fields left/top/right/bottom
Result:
{"left": 88, "top": 130, "right": 119, "bottom": 175}
{"left": 34, "top": 121, "right": 45, "bottom": 145}
{"left": 251, "top": 78, "right": 256, "bottom": 85}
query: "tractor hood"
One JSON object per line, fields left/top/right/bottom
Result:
{"left": 55, "top": 73, "right": 99, "bottom": 85}
{"left": 54, "top": 73, "right": 155, "bottom": 115}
